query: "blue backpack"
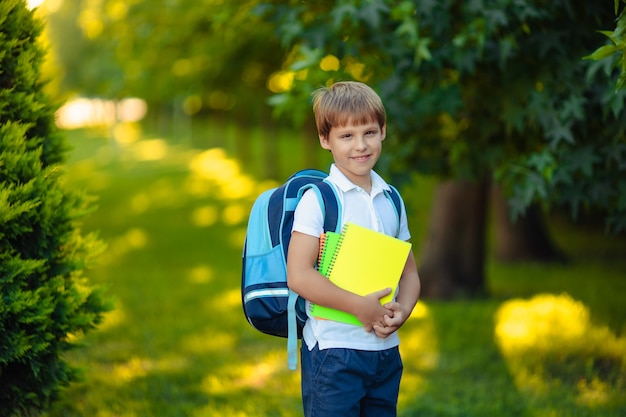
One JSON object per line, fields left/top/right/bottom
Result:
{"left": 241, "top": 168, "right": 403, "bottom": 369}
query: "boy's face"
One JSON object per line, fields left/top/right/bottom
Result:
{"left": 319, "top": 118, "right": 386, "bottom": 189}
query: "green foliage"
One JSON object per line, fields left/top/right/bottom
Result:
{"left": 0, "top": 1, "right": 111, "bottom": 414}
{"left": 257, "top": 0, "right": 626, "bottom": 233}
{"left": 45, "top": 0, "right": 283, "bottom": 119}
{"left": 585, "top": 0, "right": 626, "bottom": 90}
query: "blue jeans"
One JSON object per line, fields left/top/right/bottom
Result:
{"left": 301, "top": 343, "right": 403, "bottom": 417}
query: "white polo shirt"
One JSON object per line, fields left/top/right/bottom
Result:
{"left": 292, "top": 164, "right": 411, "bottom": 351}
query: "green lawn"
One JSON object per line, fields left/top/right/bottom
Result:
{"left": 46, "top": 125, "right": 626, "bottom": 417}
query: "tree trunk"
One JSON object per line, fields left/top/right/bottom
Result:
{"left": 418, "top": 178, "right": 489, "bottom": 299}
{"left": 492, "top": 185, "right": 567, "bottom": 263}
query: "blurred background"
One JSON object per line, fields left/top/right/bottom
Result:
{"left": 19, "top": 0, "right": 626, "bottom": 415}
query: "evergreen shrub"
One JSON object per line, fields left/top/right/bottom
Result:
{"left": 0, "top": 1, "right": 111, "bottom": 415}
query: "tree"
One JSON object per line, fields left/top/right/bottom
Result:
{"left": 257, "top": 0, "right": 626, "bottom": 297}
{"left": 0, "top": 1, "right": 110, "bottom": 414}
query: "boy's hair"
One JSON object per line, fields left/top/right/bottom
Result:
{"left": 312, "top": 81, "right": 386, "bottom": 138}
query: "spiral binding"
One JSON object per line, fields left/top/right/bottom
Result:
{"left": 326, "top": 224, "right": 348, "bottom": 276}
{"left": 317, "top": 233, "right": 326, "bottom": 269}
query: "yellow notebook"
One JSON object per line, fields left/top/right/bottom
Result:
{"left": 311, "top": 222, "right": 412, "bottom": 326}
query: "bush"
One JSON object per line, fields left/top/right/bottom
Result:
{"left": 0, "top": 1, "right": 111, "bottom": 415}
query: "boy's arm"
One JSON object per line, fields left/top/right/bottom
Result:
{"left": 287, "top": 231, "right": 393, "bottom": 332}
{"left": 373, "top": 248, "right": 421, "bottom": 338}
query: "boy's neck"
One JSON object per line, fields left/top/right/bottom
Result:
{"left": 360, "top": 178, "right": 373, "bottom": 194}
{"left": 334, "top": 165, "right": 373, "bottom": 193}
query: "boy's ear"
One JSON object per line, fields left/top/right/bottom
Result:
{"left": 381, "top": 124, "right": 387, "bottom": 142}
{"left": 319, "top": 134, "right": 331, "bottom": 150}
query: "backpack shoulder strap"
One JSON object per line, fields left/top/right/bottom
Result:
{"left": 384, "top": 184, "right": 403, "bottom": 237}
{"left": 318, "top": 180, "right": 342, "bottom": 233}
{"left": 297, "top": 180, "right": 342, "bottom": 233}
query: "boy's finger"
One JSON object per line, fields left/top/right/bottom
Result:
{"left": 383, "top": 315, "right": 396, "bottom": 326}
{"left": 372, "top": 287, "right": 392, "bottom": 300}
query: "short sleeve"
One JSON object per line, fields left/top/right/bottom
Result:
{"left": 292, "top": 188, "right": 324, "bottom": 237}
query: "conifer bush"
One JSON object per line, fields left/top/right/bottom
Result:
{"left": 0, "top": 1, "right": 110, "bottom": 414}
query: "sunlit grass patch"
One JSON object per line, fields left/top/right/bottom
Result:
{"left": 495, "top": 293, "right": 626, "bottom": 407}
{"left": 189, "top": 148, "right": 258, "bottom": 200}
{"left": 399, "top": 302, "right": 439, "bottom": 406}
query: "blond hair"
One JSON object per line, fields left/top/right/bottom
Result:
{"left": 312, "top": 81, "right": 386, "bottom": 138}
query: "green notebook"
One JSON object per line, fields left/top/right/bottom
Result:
{"left": 312, "top": 223, "right": 412, "bottom": 326}
{"left": 318, "top": 231, "right": 341, "bottom": 276}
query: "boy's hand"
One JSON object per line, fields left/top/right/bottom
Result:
{"left": 372, "top": 301, "right": 411, "bottom": 338}
{"left": 355, "top": 288, "right": 394, "bottom": 332}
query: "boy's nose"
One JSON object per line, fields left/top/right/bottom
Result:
{"left": 355, "top": 136, "right": 367, "bottom": 150}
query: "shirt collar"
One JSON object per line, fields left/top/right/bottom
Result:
{"left": 328, "top": 164, "right": 390, "bottom": 196}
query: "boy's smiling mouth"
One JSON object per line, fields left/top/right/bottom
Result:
{"left": 352, "top": 155, "right": 371, "bottom": 162}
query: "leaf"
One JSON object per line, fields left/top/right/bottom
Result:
{"left": 357, "top": 0, "right": 390, "bottom": 29}
{"left": 603, "top": 142, "right": 626, "bottom": 168}
{"left": 551, "top": 165, "right": 574, "bottom": 187}
{"left": 390, "top": 1, "right": 416, "bottom": 20}
{"left": 331, "top": 4, "right": 358, "bottom": 30}
{"left": 483, "top": 9, "right": 508, "bottom": 28}
{"left": 607, "top": 87, "right": 626, "bottom": 117}
{"left": 279, "top": 20, "right": 304, "bottom": 48}
{"left": 415, "top": 38, "right": 432, "bottom": 62}
{"left": 395, "top": 19, "right": 417, "bottom": 41}
{"left": 583, "top": 44, "right": 619, "bottom": 61}
{"left": 527, "top": 150, "right": 555, "bottom": 182}
{"left": 618, "top": 71, "right": 626, "bottom": 91}
{"left": 546, "top": 121, "right": 575, "bottom": 148}
{"left": 597, "top": 30, "right": 618, "bottom": 42}
{"left": 290, "top": 45, "right": 323, "bottom": 71}
{"left": 560, "top": 95, "right": 585, "bottom": 121}
{"left": 499, "top": 36, "right": 516, "bottom": 67}
{"left": 568, "top": 146, "right": 601, "bottom": 177}
{"left": 589, "top": 180, "right": 613, "bottom": 206}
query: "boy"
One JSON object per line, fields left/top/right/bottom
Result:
{"left": 287, "top": 81, "right": 421, "bottom": 417}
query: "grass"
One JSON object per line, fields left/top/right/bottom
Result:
{"left": 45, "top": 123, "right": 626, "bottom": 417}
